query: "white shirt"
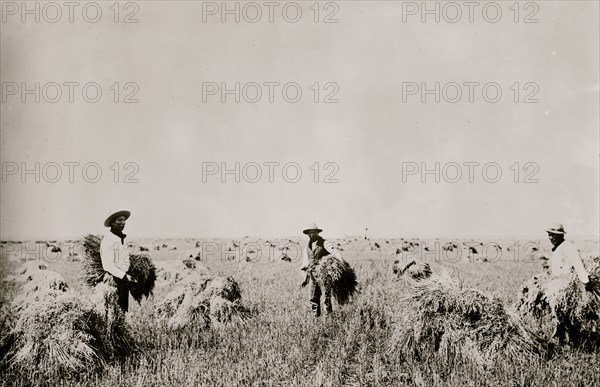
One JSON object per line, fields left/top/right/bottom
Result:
{"left": 301, "top": 239, "right": 342, "bottom": 269}
{"left": 100, "top": 230, "right": 130, "bottom": 279}
{"left": 550, "top": 240, "right": 589, "bottom": 283}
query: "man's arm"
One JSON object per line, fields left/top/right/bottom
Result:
{"left": 300, "top": 245, "right": 309, "bottom": 270}
{"left": 566, "top": 243, "right": 589, "bottom": 284}
{"left": 100, "top": 237, "right": 128, "bottom": 279}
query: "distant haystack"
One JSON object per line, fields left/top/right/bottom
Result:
{"left": 154, "top": 259, "right": 213, "bottom": 287}
{"left": 442, "top": 242, "right": 458, "bottom": 252}
{"left": 515, "top": 255, "right": 600, "bottom": 349}
{"left": 389, "top": 273, "right": 546, "bottom": 369}
{"left": 156, "top": 274, "right": 249, "bottom": 330}
{"left": 179, "top": 248, "right": 202, "bottom": 262}
{"left": 393, "top": 259, "right": 432, "bottom": 281}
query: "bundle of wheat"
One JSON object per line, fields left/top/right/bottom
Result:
{"left": 4, "top": 261, "right": 50, "bottom": 284}
{"left": 156, "top": 273, "right": 249, "bottom": 330}
{"left": 514, "top": 273, "right": 551, "bottom": 321}
{"left": 11, "top": 270, "right": 70, "bottom": 313}
{"left": 128, "top": 253, "right": 156, "bottom": 302}
{"left": 89, "top": 274, "right": 122, "bottom": 325}
{"left": 389, "top": 273, "right": 546, "bottom": 369}
{"left": 0, "top": 303, "right": 15, "bottom": 366}
{"left": 88, "top": 275, "right": 137, "bottom": 360}
{"left": 310, "top": 255, "right": 358, "bottom": 305}
{"left": 392, "top": 259, "right": 432, "bottom": 281}
{"left": 2, "top": 271, "right": 137, "bottom": 376}
{"left": 2, "top": 292, "right": 101, "bottom": 377}
{"left": 82, "top": 234, "right": 105, "bottom": 287}
{"left": 514, "top": 255, "right": 600, "bottom": 349}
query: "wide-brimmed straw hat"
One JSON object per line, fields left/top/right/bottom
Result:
{"left": 104, "top": 210, "right": 131, "bottom": 227}
{"left": 303, "top": 223, "right": 323, "bottom": 235}
{"left": 545, "top": 223, "right": 566, "bottom": 235}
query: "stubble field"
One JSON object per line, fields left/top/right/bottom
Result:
{"left": 1, "top": 235, "right": 599, "bottom": 387}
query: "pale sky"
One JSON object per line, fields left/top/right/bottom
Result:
{"left": 1, "top": 1, "right": 598, "bottom": 240}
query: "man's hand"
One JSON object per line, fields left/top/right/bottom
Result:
{"left": 300, "top": 275, "right": 309, "bottom": 288}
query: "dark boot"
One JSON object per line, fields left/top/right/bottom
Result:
{"left": 310, "top": 301, "right": 321, "bottom": 317}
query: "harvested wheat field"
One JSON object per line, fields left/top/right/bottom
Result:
{"left": 1, "top": 237, "right": 600, "bottom": 386}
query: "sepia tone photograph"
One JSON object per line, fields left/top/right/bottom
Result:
{"left": 0, "top": 1, "right": 599, "bottom": 386}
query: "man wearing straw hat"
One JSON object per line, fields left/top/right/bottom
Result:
{"left": 300, "top": 223, "right": 342, "bottom": 317}
{"left": 545, "top": 223, "right": 593, "bottom": 343}
{"left": 545, "top": 223, "right": 590, "bottom": 286}
{"left": 100, "top": 210, "right": 136, "bottom": 312}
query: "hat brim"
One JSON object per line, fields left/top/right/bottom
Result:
{"left": 545, "top": 229, "right": 566, "bottom": 235}
{"left": 303, "top": 228, "right": 323, "bottom": 235}
{"left": 104, "top": 210, "right": 131, "bottom": 227}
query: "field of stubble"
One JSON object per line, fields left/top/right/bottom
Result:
{"left": 1, "top": 236, "right": 599, "bottom": 387}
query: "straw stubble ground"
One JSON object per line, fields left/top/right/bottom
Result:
{"left": 1, "top": 237, "right": 599, "bottom": 386}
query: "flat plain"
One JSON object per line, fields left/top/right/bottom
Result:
{"left": 1, "top": 236, "right": 599, "bottom": 387}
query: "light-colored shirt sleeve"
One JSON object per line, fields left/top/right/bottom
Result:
{"left": 301, "top": 246, "right": 309, "bottom": 269}
{"left": 100, "top": 235, "right": 128, "bottom": 279}
{"left": 565, "top": 242, "right": 589, "bottom": 284}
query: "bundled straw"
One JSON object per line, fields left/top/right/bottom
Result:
{"left": 514, "top": 255, "right": 600, "bottom": 349}
{"left": 128, "top": 253, "right": 157, "bottom": 302}
{"left": 3, "top": 261, "right": 50, "bottom": 284}
{"left": 309, "top": 255, "right": 358, "bottom": 305}
{"left": 89, "top": 274, "right": 122, "bottom": 326}
{"left": 82, "top": 234, "right": 105, "bottom": 287}
{"left": 81, "top": 234, "right": 156, "bottom": 303}
{"left": 2, "top": 272, "right": 137, "bottom": 376}
{"left": 389, "top": 273, "right": 546, "bottom": 369}
{"left": 3, "top": 291, "right": 102, "bottom": 377}
{"left": 156, "top": 274, "right": 249, "bottom": 330}
{"left": 11, "top": 270, "right": 70, "bottom": 313}
{"left": 393, "top": 259, "right": 432, "bottom": 281}
{"left": 89, "top": 274, "right": 137, "bottom": 360}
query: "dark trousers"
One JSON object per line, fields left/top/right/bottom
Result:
{"left": 554, "top": 321, "right": 581, "bottom": 346}
{"left": 310, "top": 281, "right": 332, "bottom": 317}
{"left": 113, "top": 275, "right": 130, "bottom": 313}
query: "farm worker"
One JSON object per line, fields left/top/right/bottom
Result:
{"left": 546, "top": 223, "right": 590, "bottom": 287}
{"left": 100, "top": 210, "right": 135, "bottom": 312}
{"left": 300, "top": 223, "right": 342, "bottom": 317}
{"left": 545, "top": 223, "right": 592, "bottom": 344}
